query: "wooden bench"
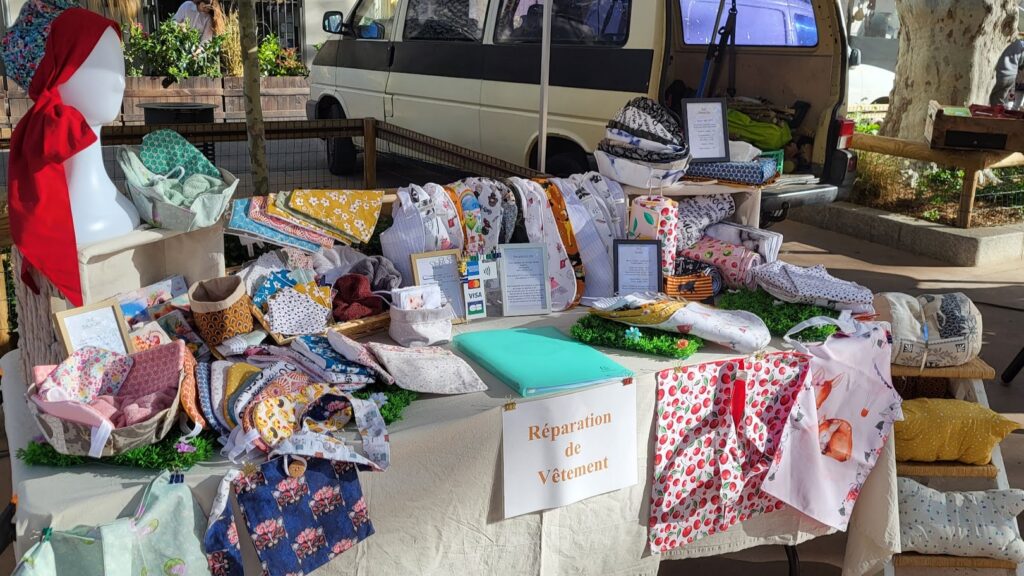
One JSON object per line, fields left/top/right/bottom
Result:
{"left": 887, "top": 358, "right": 1023, "bottom": 575}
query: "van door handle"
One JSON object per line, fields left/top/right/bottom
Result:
{"left": 387, "top": 45, "right": 395, "bottom": 68}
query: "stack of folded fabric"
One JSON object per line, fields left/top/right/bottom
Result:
{"left": 676, "top": 193, "right": 736, "bottom": 249}
{"left": 596, "top": 97, "right": 691, "bottom": 188}
{"left": 753, "top": 261, "right": 874, "bottom": 314}
{"left": 227, "top": 198, "right": 322, "bottom": 252}
{"left": 278, "top": 188, "right": 386, "bottom": 245}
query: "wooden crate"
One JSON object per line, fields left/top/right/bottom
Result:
{"left": 926, "top": 100, "right": 1024, "bottom": 152}
{"left": 222, "top": 76, "right": 309, "bottom": 122}
{"left": 121, "top": 76, "right": 225, "bottom": 125}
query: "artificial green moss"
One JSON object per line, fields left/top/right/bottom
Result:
{"left": 570, "top": 314, "right": 704, "bottom": 359}
{"left": 354, "top": 384, "right": 418, "bottom": 424}
{"left": 716, "top": 289, "right": 840, "bottom": 341}
{"left": 17, "top": 433, "right": 216, "bottom": 470}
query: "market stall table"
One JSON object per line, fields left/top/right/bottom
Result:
{"left": 1, "top": 310, "right": 898, "bottom": 575}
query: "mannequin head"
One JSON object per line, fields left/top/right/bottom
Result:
{"left": 57, "top": 27, "right": 124, "bottom": 127}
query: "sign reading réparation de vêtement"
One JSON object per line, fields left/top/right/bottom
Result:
{"left": 501, "top": 383, "right": 637, "bottom": 518}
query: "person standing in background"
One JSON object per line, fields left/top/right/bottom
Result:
{"left": 173, "top": 0, "right": 225, "bottom": 43}
{"left": 989, "top": 38, "right": 1024, "bottom": 109}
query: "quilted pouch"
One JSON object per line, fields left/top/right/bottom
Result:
{"left": 139, "top": 129, "right": 221, "bottom": 180}
{"left": 189, "top": 276, "right": 255, "bottom": 346}
{"left": 389, "top": 304, "right": 455, "bottom": 348}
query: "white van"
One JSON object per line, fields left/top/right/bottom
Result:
{"left": 308, "top": 0, "right": 855, "bottom": 218}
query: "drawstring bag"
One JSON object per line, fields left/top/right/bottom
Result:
{"left": 189, "top": 276, "right": 255, "bottom": 346}
{"left": 389, "top": 304, "right": 456, "bottom": 347}
{"left": 13, "top": 472, "right": 209, "bottom": 576}
{"left": 117, "top": 147, "right": 237, "bottom": 232}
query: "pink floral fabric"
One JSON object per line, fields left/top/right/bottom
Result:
{"left": 681, "top": 236, "right": 763, "bottom": 290}
{"left": 249, "top": 196, "right": 335, "bottom": 249}
{"left": 649, "top": 352, "right": 811, "bottom": 552}
{"left": 36, "top": 346, "right": 133, "bottom": 403}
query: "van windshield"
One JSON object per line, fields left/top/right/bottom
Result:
{"left": 680, "top": 0, "right": 819, "bottom": 47}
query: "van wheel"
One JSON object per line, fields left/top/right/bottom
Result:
{"left": 531, "top": 140, "right": 590, "bottom": 177}
{"left": 325, "top": 103, "right": 357, "bottom": 176}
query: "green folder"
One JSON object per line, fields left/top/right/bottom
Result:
{"left": 454, "top": 327, "right": 634, "bottom": 397}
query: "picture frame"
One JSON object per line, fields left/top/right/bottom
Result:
{"left": 613, "top": 239, "right": 663, "bottom": 295}
{"left": 411, "top": 249, "right": 467, "bottom": 323}
{"left": 682, "top": 97, "right": 730, "bottom": 163}
{"left": 53, "top": 298, "right": 134, "bottom": 357}
{"left": 498, "top": 243, "right": 551, "bottom": 317}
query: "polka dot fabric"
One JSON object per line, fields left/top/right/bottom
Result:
{"left": 649, "top": 353, "right": 811, "bottom": 553}
{"left": 898, "top": 477, "right": 1024, "bottom": 562}
{"left": 895, "top": 398, "right": 1019, "bottom": 465}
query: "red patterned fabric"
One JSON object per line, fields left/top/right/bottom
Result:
{"left": 649, "top": 352, "right": 811, "bottom": 553}
{"left": 121, "top": 340, "right": 186, "bottom": 398}
{"left": 8, "top": 9, "right": 119, "bottom": 306}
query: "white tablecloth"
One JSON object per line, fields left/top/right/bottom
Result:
{"left": 1, "top": 310, "right": 898, "bottom": 575}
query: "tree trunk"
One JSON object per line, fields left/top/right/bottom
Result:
{"left": 238, "top": 0, "right": 269, "bottom": 197}
{"left": 881, "top": 0, "right": 1017, "bottom": 140}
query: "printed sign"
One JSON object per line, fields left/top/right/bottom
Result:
{"left": 502, "top": 383, "right": 637, "bottom": 518}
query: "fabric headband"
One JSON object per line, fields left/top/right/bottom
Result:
{"left": 8, "top": 9, "right": 120, "bottom": 306}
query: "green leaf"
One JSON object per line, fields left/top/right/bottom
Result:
{"left": 643, "top": 212, "right": 656, "bottom": 226}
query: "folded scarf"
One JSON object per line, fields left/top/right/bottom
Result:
{"left": 333, "top": 274, "right": 386, "bottom": 321}
{"left": 754, "top": 261, "right": 874, "bottom": 313}
{"left": 681, "top": 236, "right": 762, "bottom": 290}
{"left": 590, "top": 292, "right": 770, "bottom": 354}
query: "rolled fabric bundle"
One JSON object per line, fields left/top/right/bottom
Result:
{"left": 681, "top": 237, "right": 762, "bottom": 290}
{"left": 676, "top": 193, "right": 735, "bottom": 249}
{"left": 589, "top": 292, "right": 770, "bottom": 354}
{"left": 627, "top": 195, "right": 679, "bottom": 277}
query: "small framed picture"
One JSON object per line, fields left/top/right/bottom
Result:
{"left": 498, "top": 243, "right": 551, "bottom": 317}
{"left": 682, "top": 97, "right": 730, "bottom": 163}
{"left": 411, "top": 249, "right": 467, "bottom": 322}
{"left": 613, "top": 239, "right": 662, "bottom": 295}
{"left": 53, "top": 299, "right": 134, "bottom": 357}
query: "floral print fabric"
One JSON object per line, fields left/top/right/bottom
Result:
{"left": 649, "top": 353, "right": 811, "bottom": 552}
{"left": 248, "top": 195, "right": 334, "bottom": 250}
{"left": 288, "top": 188, "right": 385, "bottom": 245}
{"left": 223, "top": 458, "right": 374, "bottom": 576}
{"left": 36, "top": 346, "right": 133, "bottom": 403}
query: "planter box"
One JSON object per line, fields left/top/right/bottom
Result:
{"left": 2, "top": 75, "right": 310, "bottom": 128}
{"left": 222, "top": 76, "right": 309, "bottom": 122}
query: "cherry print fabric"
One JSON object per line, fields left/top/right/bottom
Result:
{"left": 681, "top": 236, "right": 763, "bottom": 290}
{"left": 627, "top": 195, "right": 679, "bottom": 277}
{"left": 649, "top": 352, "right": 812, "bottom": 553}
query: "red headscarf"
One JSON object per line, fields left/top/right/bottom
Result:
{"left": 9, "top": 9, "right": 121, "bottom": 307}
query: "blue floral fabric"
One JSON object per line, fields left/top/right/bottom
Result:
{"left": 292, "top": 335, "right": 375, "bottom": 377}
{"left": 231, "top": 458, "right": 373, "bottom": 575}
{"left": 252, "top": 270, "right": 298, "bottom": 308}
{"left": 1, "top": 0, "right": 77, "bottom": 90}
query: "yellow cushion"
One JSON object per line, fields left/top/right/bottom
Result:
{"left": 895, "top": 398, "right": 1019, "bottom": 465}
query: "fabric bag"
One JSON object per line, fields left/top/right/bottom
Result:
{"left": 118, "top": 147, "right": 237, "bottom": 232}
{"left": 627, "top": 195, "right": 679, "bottom": 277}
{"left": 367, "top": 342, "right": 487, "bottom": 394}
{"left": 875, "top": 292, "right": 983, "bottom": 368}
{"left": 762, "top": 315, "right": 903, "bottom": 530}
{"left": 13, "top": 472, "right": 209, "bottom": 576}
{"left": 389, "top": 304, "right": 455, "bottom": 347}
{"left": 508, "top": 178, "right": 578, "bottom": 312}
{"left": 189, "top": 276, "right": 255, "bottom": 346}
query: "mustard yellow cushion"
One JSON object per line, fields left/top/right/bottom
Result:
{"left": 895, "top": 398, "right": 1019, "bottom": 465}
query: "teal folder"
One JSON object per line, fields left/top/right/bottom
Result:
{"left": 454, "top": 327, "right": 634, "bottom": 397}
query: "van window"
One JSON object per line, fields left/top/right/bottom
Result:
{"left": 680, "top": 0, "right": 818, "bottom": 47}
{"left": 494, "top": 0, "right": 631, "bottom": 45}
{"left": 353, "top": 0, "right": 398, "bottom": 40}
{"left": 404, "top": 0, "right": 489, "bottom": 41}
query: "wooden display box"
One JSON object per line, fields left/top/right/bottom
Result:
{"left": 925, "top": 100, "right": 1024, "bottom": 151}
{"left": 14, "top": 224, "right": 225, "bottom": 375}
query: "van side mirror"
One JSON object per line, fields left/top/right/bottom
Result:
{"left": 356, "top": 21, "right": 385, "bottom": 40}
{"left": 849, "top": 47, "right": 862, "bottom": 67}
{"left": 323, "top": 11, "right": 346, "bottom": 35}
